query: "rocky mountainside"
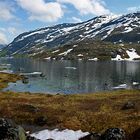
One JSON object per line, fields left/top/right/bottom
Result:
{"left": 1, "top": 12, "right": 140, "bottom": 58}
{"left": 34, "top": 40, "right": 140, "bottom": 61}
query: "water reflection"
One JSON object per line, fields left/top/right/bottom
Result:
{"left": 1, "top": 58, "right": 140, "bottom": 94}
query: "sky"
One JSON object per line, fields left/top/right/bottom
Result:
{"left": 0, "top": 0, "right": 140, "bottom": 44}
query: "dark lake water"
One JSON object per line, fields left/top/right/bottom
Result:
{"left": 0, "top": 58, "right": 140, "bottom": 94}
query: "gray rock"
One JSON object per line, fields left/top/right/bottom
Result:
{"left": 0, "top": 118, "right": 26, "bottom": 140}
{"left": 102, "top": 128, "right": 125, "bottom": 140}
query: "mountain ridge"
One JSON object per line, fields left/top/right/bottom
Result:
{"left": 1, "top": 12, "right": 140, "bottom": 59}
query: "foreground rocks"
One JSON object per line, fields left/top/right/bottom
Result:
{"left": 0, "top": 118, "right": 26, "bottom": 140}
{"left": 130, "top": 128, "right": 140, "bottom": 140}
{"left": 27, "top": 135, "right": 39, "bottom": 140}
{"left": 34, "top": 116, "right": 47, "bottom": 126}
{"left": 121, "top": 101, "right": 135, "bottom": 110}
{"left": 0, "top": 118, "right": 139, "bottom": 140}
{"left": 80, "top": 128, "right": 125, "bottom": 140}
{"left": 102, "top": 128, "right": 125, "bottom": 140}
{"left": 79, "top": 132, "right": 101, "bottom": 140}
{"left": 0, "top": 118, "right": 39, "bottom": 140}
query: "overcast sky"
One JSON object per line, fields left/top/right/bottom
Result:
{"left": 0, "top": 0, "right": 140, "bottom": 44}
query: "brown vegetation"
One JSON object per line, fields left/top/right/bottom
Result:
{"left": 0, "top": 73, "right": 139, "bottom": 139}
{"left": 0, "top": 90, "right": 139, "bottom": 136}
{"left": 0, "top": 72, "right": 22, "bottom": 89}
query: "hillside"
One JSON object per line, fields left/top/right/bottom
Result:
{"left": 1, "top": 12, "right": 140, "bottom": 59}
{"left": 32, "top": 40, "right": 140, "bottom": 60}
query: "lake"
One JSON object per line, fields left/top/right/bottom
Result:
{"left": 1, "top": 58, "right": 140, "bottom": 94}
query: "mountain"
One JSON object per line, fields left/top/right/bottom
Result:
{"left": 0, "top": 44, "right": 6, "bottom": 53}
{"left": 1, "top": 12, "right": 140, "bottom": 59}
{"left": 0, "top": 44, "right": 6, "bottom": 49}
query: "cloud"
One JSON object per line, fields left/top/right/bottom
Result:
{"left": 7, "top": 27, "right": 22, "bottom": 36}
{"left": 16, "top": 0, "right": 64, "bottom": 22}
{"left": 57, "top": 0, "right": 110, "bottom": 16}
{"left": 0, "top": 1, "right": 15, "bottom": 21}
{"left": 127, "top": 6, "right": 140, "bottom": 12}
{"left": 72, "top": 17, "right": 82, "bottom": 23}
{"left": 0, "top": 28, "right": 6, "bottom": 32}
{"left": 0, "top": 27, "right": 24, "bottom": 44}
{"left": 0, "top": 32, "right": 8, "bottom": 44}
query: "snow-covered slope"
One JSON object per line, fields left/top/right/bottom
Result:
{"left": 2, "top": 12, "right": 140, "bottom": 57}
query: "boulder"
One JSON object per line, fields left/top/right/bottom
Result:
{"left": 34, "top": 116, "right": 47, "bottom": 126}
{"left": 27, "top": 135, "right": 40, "bottom": 140}
{"left": 19, "top": 104, "right": 39, "bottom": 113}
{"left": 102, "top": 128, "right": 125, "bottom": 140}
{"left": 122, "top": 101, "right": 135, "bottom": 110}
{"left": 130, "top": 128, "right": 140, "bottom": 140}
{"left": 0, "top": 118, "right": 26, "bottom": 140}
{"left": 79, "top": 132, "right": 101, "bottom": 140}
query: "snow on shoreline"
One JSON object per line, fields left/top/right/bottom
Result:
{"left": 88, "top": 58, "right": 98, "bottom": 61}
{"left": 31, "top": 129, "right": 89, "bottom": 140}
{"left": 126, "top": 48, "right": 140, "bottom": 60}
{"left": 0, "top": 70, "right": 13, "bottom": 74}
{"left": 112, "top": 48, "right": 140, "bottom": 61}
{"left": 44, "top": 48, "right": 140, "bottom": 61}
{"left": 112, "top": 84, "right": 128, "bottom": 90}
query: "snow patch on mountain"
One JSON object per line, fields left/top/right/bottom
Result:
{"left": 52, "top": 49, "right": 60, "bottom": 53}
{"left": 123, "top": 27, "right": 133, "bottom": 33}
{"left": 16, "top": 29, "right": 50, "bottom": 42}
{"left": 62, "top": 26, "right": 78, "bottom": 33}
{"left": 58, "top": 48, "right": 73, "bottom": 56}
